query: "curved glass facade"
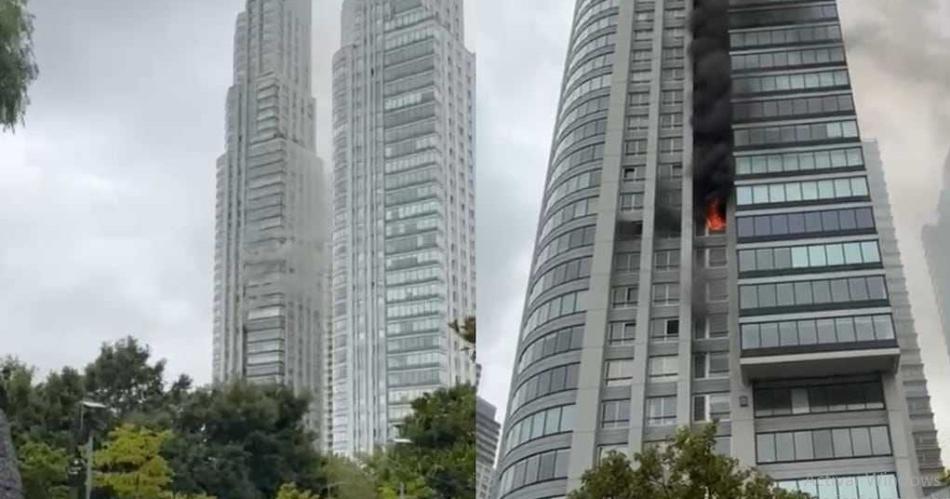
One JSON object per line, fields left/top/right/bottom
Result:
{"left": 496, "top": 1, "right": 943, "bottom": 498}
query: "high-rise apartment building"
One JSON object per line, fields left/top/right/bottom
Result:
{"left": 477, "top": 396, "right": 501, "bottom": 499}
{"left": 329, "top": 0, "right": 477, "bottom": 456}
{"left": 922, "top": 148, "right": 950, "bottom": 358}
{"left": 495, "top": 1, "right": 943, "bottom": 498}
{"left": 213, "top": 0, "right": 328, "bottom": 434}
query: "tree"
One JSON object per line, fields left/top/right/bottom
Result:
{"left": 17, "top": 439, "right": 71, "bottom": 499}
{"left": 166, "top": 382, "right": 324, "bottom": 499}
{"left": 274, "top": 483, "right": 316, "bottom": 499}
{"left": 321, "top": 455, "right": 377, "bottom": 499}
{"left": 93, "top": 424, "right": 173, "bottom": 499}
{"left": 568, "top": 424, "right": 811, "bottom": 499}
{"left": 84, "top": 337, "right": 170, "bottom": 419}
{"left": 0, "top": 0, "right": 39, "bottom": 130}
{"left": 369, "top": 385, "right": 476, "bottom": 499}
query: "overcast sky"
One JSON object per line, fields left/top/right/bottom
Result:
{"left": 3, "top": 0, "right": 950, "bottom": 465}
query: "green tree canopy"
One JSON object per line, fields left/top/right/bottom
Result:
{"left": 94, "top": 424, "right": 173, "bottom": 499}
{"left": 15, "top": 439, "right": 70, "bottom": 499}
{"left": 0, "top": 0, "right": 39, "bottom": 130}
{"left": 274, "top": 483, "right": 317, "bottom": 499}
{"left": 369, "top": 384, "right": 476, "bottom": 499}
{"left": 569, "top": 424, "right": 811, "bottom": 499}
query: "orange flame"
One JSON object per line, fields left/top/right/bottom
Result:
{"left": 706, "top": 199, "right": 726, "bottom": 232}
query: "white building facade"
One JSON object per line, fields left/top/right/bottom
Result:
{"left": 213, "top": 0, "right": 328, "bottom": 436}
{"left": 328, "top": 0, "right": 477, "bottom": 456}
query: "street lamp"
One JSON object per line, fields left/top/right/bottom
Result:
{"left": 78, "top": 399, "right": 110, "bottom": 499}
{"left": 389, "top": 437, "right": 413, "bottom": 499}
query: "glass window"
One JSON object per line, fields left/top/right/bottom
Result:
{"left": 776, "top": 432, "right": 795, "bottom": 462}
{"left": 870, "top": 426, "right": 891, "bottom": 455}
{"left": 851, "top": 427, "right": 872, "bottom": 456}
{"left": 794, "top": 431, "right": 813, "bottom": 460}
{"left": 832, "top": 428, "right": 853, "bottom": 457}
{"left": 757, "top": 433, "right": 776, "bottom": 463}
{"left": 813, "top": 429, "right": 833, "bottom": 459}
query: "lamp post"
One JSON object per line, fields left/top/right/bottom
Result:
{"left": 78, "top": 400, "right": 109, "bottom": 499}
{"left": 390, "top": 437, "right": 413, "bottom": 499}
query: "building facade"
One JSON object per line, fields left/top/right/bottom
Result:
{"left": 922, "top": 148, "right": 950, "bottom": 360}
{"left": 477, "top": 396, "right": 501, "bottom": 499}
{"left": 213, "top": 0, "right": 328, "bottom": 435}
{"left": 329, "top": 0, "right": 477, "bottom": 456}
{"left": 495, "top": 1, "right": 943, "bottom": 498}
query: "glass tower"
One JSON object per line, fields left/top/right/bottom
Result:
{"left": 494, "top": 1, "right": 943, "bottom": 498}
{"left": 329, "top": 0, "right": 477, "bottom": 456}
{"left": 213, "top": 0, "right": 328, "bottom": 435}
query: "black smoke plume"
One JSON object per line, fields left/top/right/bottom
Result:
{"left": 690, "top": 0, "right": 734, "bottom": 224}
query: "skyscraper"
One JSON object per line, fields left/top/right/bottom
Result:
{"left": 329, "top": 0, "right": 477, "bottom": 456}
{"left": 477, "top": 396, "right": 501, "bottom": 499}
{"left": 495, "top": 1, "right": 943, "bottom": 498}
{"left": 213, "top": 0, "right": 328, "bottom": 434}
{"left": 922, "top": 147, "right": 950, "bottom": 358}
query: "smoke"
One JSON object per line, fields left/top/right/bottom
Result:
{"left": 690, "top": 0, "right": 734, "bottom": 223}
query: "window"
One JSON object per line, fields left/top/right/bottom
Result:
{"left": 510, "top": 364, "right": 580, "bottom": 410}
{"left": 629, "top": 91, "right": 650, "bottom": 106}
{"left": 658, "top": 163, "right": 683, "bottom": 179}
{"left": 777, "top": 473, "right": 898, "bottom": 499}
{"left": 660, "top": 113, "right": 683, "bottom": 129}
{"left": 649, "top": 356, "right": 678, "bottom": 380}
{"left": 694, "top": 352, "right": 729, "bottom": 379}
{"left": 705, "top": 279, "right": 728, "bottom": 302}
{"left": 628, "top": 114, "right": 649, "bottom": 131}
{"left": 608, "top": 321, "right": 636, "bottom": 345}
{"left": 734, "top": 94, "right": 855, "bottom": 124}
{"left": 632, "top": 49, "right": 652, "bottom": 61}
{"left": 620, "top": 192, "right": 645, "bottom": 210}
{"left": 734, "top": 120, "right": 860, "bottom": 148}
{"left": 526, "top": 255, "right": 593, "bottom": 304}
{"left": 662, "top": 90, "right": 683, "bottom": 105}
{"left": 523, "top": 289, "right": 590, "bottom": 334}
{"left": 651, "top": 318, "right": 679, "bottom": 341}
{"left": 659, "top": 137, "right": 683, "bottom": 154}
{"left": 739, "top": 276, "right": 887, "bottom": 313}
{"left": 534, "top": 224, "right": 596, "bottom": 268}
{"left": 731, "top": 24, "right": 842, "bottom": 49}
{"left": 733, "top": 69, "right": 849, "bottom": 95}
{"left": 626, "top": 139, "right": 648, "bottom": 155}
{"left": 702, "top": 247, "right": 727, "bottom": 268}
{"left": 614, "top": 251, "right": 641, "bottom": 271}
{"left": 738, "top": 240, "right": 881, "bottom": 274}
{"left": 623, "top": 166, "right": 645, "bottom": 181}
{"left": 601, "top": 399, "right": 631, "bottom": 429}
{"left": 497, "top": 448, "right": 571, "bottom": 495}
{"left": 516, "top": 326, "right": 584, "bottom": 373}
{"left": 742, "top": 314, "right": 895, "bottom": 350}
{"left": 504, "top": 405, "right": 576, "bottom": 452}
{"left": 653, "top": 283, "right": 680, "bottom": 305}
{"left": 736, "top": 207, "right": 875, "bottom": 241}
{"left": 695, "top": 313, "right": 728, "bottom": 339}
{"left": 654, "top": 249, "right": 680, "bottom": 270}
{"left": 736, "top": 176, "right": 869, "bottom": 207}
{"left": 612, "top": 285, "right": 639, "bottom": 307}
{"left": 647, "top": 396, "right": 677, "bottom": 426}
{"left": 605, "top": 359, "right": 634, "bottom": 386}
{"left": 754, "top": 380, "right": 885, "bottom": 417}
{"left": 754, "top": 145, "right": 860, "bottom": 175}
{"left": 756, "top": 426, "right": 891, "bottom": 464}
{"left": 732, "top": 46, "right": 845, "bottom": 71}
{"left": 730, "top": 4, "right": 839, "bottom": 29}
{"left": 693, "top": 393, "right": 731, "bottom": 422}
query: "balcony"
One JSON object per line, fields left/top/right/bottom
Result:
{"left": 739, "top": 314, "right": 900, "bottom": 379}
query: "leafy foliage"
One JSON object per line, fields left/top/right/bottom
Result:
{"left": 321, "top": 454, "right": 378, "bottom": 499}
{"left": 0, "top": 0, "right": 39, "bottom": 130}
{"left": 17, "top": 439, "right": 71, "bottom": 499}
{"left": 274, "top": 483, "right": 317, "bottom": 499}
{"left": 569, "top": 425, "right": 811, "bottom": 499}
{"left": 94, "top": 424, "right": 173, "bottom": 499}
{"left": 369, "top": 384, "right": 476, "bottom": 499}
